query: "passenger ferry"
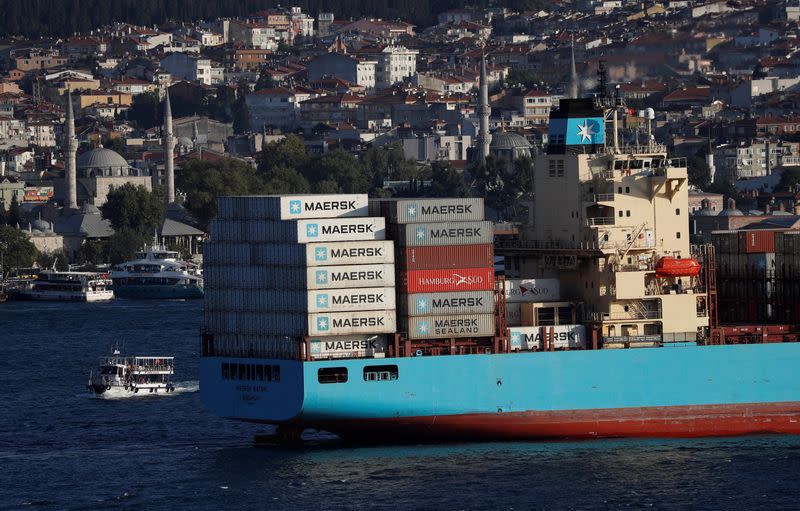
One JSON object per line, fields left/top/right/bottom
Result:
{"left": 12, "top": 270, "right": 113, "bottom": 302}
{"left": 87, "top": 351, "right": 175, "bottom": 397}
{"left": 110, "top": 244, "right": 204, "bottom": 299}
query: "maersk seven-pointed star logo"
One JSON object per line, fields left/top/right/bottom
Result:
{"left": 415, "top": 227, "right": 426, "bottom": 241}
{"left": 417, "top": 321, "right": 430, "bottom": 335}
{"left": 289, "top": 200, "right": 302, "bottom": 214}
{"left": 315, "top": 247, "right": 328, "bottom": 261}
{"left": 316, "top": 293, "right": 329, "bottom": 308}
{"left": 510, "top": 332, "right": 522, "bottom": 345}
{"left": 577, "top": 120, "right": 597, "bottom": 143}
{"left": 306, "top": 223, "right": 319, "bottom": 238}
{"left": 406, "top": 204, "right": 418, "bottom": 218}
{"left": 316, "top": 317, "right": 329, "bottom": 331}
{"left": 310, "top": 342, "right": 321, "bottom": 354}
{"left": 417, "top": 298, "right": 428, "bottom": 312}
{"left": 315, "top": 270, "right": 328, "bottom": 285}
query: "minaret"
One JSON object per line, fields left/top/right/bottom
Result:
{"left": 65, "top": 92, "right": 78, "bottom": 210}
{"left": 707, "top": 135, "right": 716, "bottom": 184}
{"left": 478, "top": 49, "right": 491, "bottom": 161}
{"left": 163, "top": 92, "right": 176, "bottom": 204}
{"left": 568, "top": 38, "right": 580, "bottom": 99}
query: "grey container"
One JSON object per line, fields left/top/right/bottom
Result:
{"left": 372, "top": 198, "right": 485, "bottom": 224}
{"left": 216, "top": 194, "right": 368, "bottom": 220}
{"left": 393, "top": 221, "right": 493, "bottom": 247}
{"left": 399, "top": 291, "right": 495, "bottom": 316}
{"left": 402, "top": 313, "right": 496, "bottom": 340}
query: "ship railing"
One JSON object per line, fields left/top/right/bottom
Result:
{"left": 600, "top": 310, "right": 661, "bottom": 320}
{"left": 587, "top": 217, "right": 615, "bottom": 226}
{"left": 494, "top": 239, "right": 601, "bottom": 251}
{"left": 604, "top": 335, "right": 662, "bottom": 344}
{"left": 607, "top": 143, "right": 667, "bottom": 156}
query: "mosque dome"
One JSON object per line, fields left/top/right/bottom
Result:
{"left": 77, "top": 147, "right": 130, "bottom": 175}
{"left": 31, "top": 219, "right": 52, "bottom": 232}
{"left": 490, "top": 132, "right": 532, "bottom": 151}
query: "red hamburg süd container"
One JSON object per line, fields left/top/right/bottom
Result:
{"left": 738, "top": 230, "right": 775, "bottom": 254}
{"left": 400, "top": 267, "right": 495, "bottom": 293}
{"left": 400, "top": 244, "right": 494, "bottom": 270}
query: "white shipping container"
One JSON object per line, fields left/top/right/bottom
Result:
{"left": 307, "top": 310, "right": 397, "bottom": 336}
{"left": 297, "top": 217, "right": 386, "bottom": 243}
{"left": 395, "top": 221, "right": 493, "bottom": 247}
{"left": 507, "top": 325, "right": 586, "bottom": 350}
{"left": 305, "top": 264, "right": 395, "bottom": 290}
{"left": 400, "top": 291, "right": 495, "bottom": 316}
{"left": 403, "top": 314, "right": 496, "bottom": 340}
{"left": 306, "top": 240, "right": 395, "bottom": 266}
{"left": 504, "top": 278, "right": 561, "bottom": 303}
{"left": 308, "top": 334, "right": 389, "bottom": 359}
{"left": 307, "top": 287, "right": 396, "bottom": 313}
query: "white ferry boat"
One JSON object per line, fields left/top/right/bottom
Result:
{"left": 87, "top": 352, "right": 175, "bottom": 397}
{"left": 12, "top": 270, "right": 113, "bottom": 302}
{"left": 110, "top": 244, "right": 203, "bottom": 299}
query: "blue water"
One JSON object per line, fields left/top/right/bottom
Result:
{"left": 2, "top": 301, "right": 800, "bottom": 510}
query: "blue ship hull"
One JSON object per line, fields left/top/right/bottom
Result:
{"left": 199, "top": 343, "right": 800, "bottom": 440}
{"left": 112, "top": 284, "right": 204, "bottom": 300}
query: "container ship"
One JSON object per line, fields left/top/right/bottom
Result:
{"left": 199, "top": 97, "right": 800, "bottom": 442}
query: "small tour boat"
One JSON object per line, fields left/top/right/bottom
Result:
{"left": 87, "top": 351, "right": 175, "bottom": 397}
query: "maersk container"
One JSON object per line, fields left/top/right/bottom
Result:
{"left": 305, "top": 263, "right": 396, "bottom": 290}
{"left": 739, "top": 230, "right": 776, "bottom": 254}
{"left": 308, "top": 334, "right": 389, "bottom": 359}
{"left": 393, "top": 221, "right": 493, "bottom": 247}
{"left": 400, "top": 267, "right": 495, "bottom": 293}
{"left": 306, "top": 240, "right": 395, "bottom": 266}
{"left": 296, "top": 217, "right": 386, "bottom": 243}
{"left": 307, "top": 310, "right": 397, "bottom": 336}
{"left": 400, "top": 290, "right": 495, "bottom": 316}
{"left": 373, "top": 198, "right": 485, "bottom": 224}
{"left": 307, "top": 287, "right": 396, "bottom": 313}
{"left": 507, "top": 325, "right": 587, "bottom": 350}
{"left": 217, "top": 194, "right": 368, "bottom": 220}
{"left": 505, "top": 278, "right": 561, "bottom": 303}
{"left": 399, "top": 244, "right": 494, "bottom": 270}
{"left": 403, "top": 313, "right": 496, "bottom": 340}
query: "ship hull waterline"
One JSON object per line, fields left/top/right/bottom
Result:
{"left": 302, "top": 402, "right": 800, "bottom": 441}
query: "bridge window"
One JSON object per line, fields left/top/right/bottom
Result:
{"left": 222, "top": 363, "right": 230, "bottom": 379}
{"left": 318, "top": 367, "right": 348, "bottom": 384}
{"left": 363, "top": 365, "right": 399, "bottom": 382}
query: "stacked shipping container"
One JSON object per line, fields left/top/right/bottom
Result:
{"left": 205, "top": 194, "right": 396, "bottom": 359}
{"left": 371, "top": 198, "right": 497, "bottom": 340}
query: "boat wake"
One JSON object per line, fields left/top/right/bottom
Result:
{"left": 78, "top": 380, "right": 199, "bottom": 400}
{"left": 172, "top": 380, "right": 199, "bottom": 393}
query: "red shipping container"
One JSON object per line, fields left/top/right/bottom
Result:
{"left": 738, "top": 230, "right": 775, "bottom": 254}
{"left": 400, "top": 268, "right": 495, "bottom": 293}
{"left": 400, "top": 244, "right": 494, "bottom": 270}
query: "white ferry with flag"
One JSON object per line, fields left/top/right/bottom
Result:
{"left": 12, "top": 270, "right": 113, "bottom": 302}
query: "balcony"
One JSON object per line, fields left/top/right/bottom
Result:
{"left": 587, "top": 217, "right": 615, "bottom": 226}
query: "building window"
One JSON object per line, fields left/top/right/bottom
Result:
{"left": 625, "top": 186, "right": 630, "bottom": 193}
{"left": 618, "top": 211, "right": 623, "bottom": 217}
{"left": 676, "top": 208, "right": 680, "bottom": 215}
{"left": 676, "top": 232, "right": 681, "bottom": 239}
{"left": 363, "top": 365, "right": 398, "bottom": 381}
{"left": 626, "top": 210, "right": 631, "bottom": 217}
{"left": 318, "top": 367, "right": 348, "bottom": 384}
{"left": 618, "top": 186, "right": 622, "bottom": 193}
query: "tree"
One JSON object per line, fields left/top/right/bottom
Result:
{"left": 126, "top": 91, "right": 162, "bottom": 130}
{"left": 100, "top": 183, "right": 164, "bottom": 235}
{"left": 263, "top": 165, "right": 311, "bottom": 194}
{"left": 259, "top": 134, "right": 309, "bottom": 175}
{"left": 7, "top": 195, "right": 21, "bottom": 228}
{"left": 362, "top": 144, "right": 420, "bottom": 191}
{"left": 37, "top": 249, "right": 69, "bottom": 271}
{"left": 0, "top": 201, "right": 6, "bottom": 225}
{"left": 469, "top": 156, "right": 514, "bottom": 219}
{"left": 77, "top": 239, "right": 107, "bottom": 266}
{"left": 688, "top": 156, "right": 711, "bottom": 189}
{"left": 303, "top": 150, "right": 367, "bottom": 193}
{"left": 177, "top": 157, "right": 268, "bottom": 229}
{"left": 0, "top": 225, "right": 39, "bottom": 276}
{"left": 427, "top": 161, "right": 468, "bottom": 198}
{"left": 232, "top": 80, "right": 251, "bottom": 134}
{"left": 106, "top": 229, "right": 151, "bottom": 264}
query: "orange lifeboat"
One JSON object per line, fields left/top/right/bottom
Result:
{"left": 655, "top": 257, "right": 701, "bottom": 278}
